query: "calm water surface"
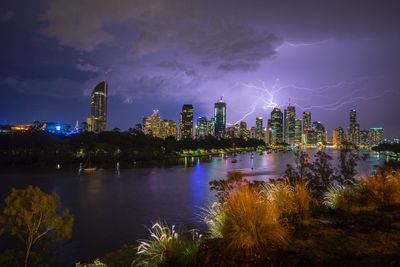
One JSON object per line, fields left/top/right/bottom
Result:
{"left": 0, "top": 149, "right": 384, "bottom": 265}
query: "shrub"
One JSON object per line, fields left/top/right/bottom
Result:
{"left": 261, "top": 180, "right": 312, "bottom": 222}
{"left": 359, "top": 171, "right": 400, "bottom": 209}
{"left": 220, "top": 185, "right": 288, "bottom": 256}
{"left": 201, "top": 202, "right": 226, "bottom": 238}
{"left": 323, "top": 185, "right": 347, "bottom": 210}
{"left": 134, "top": 222, "right": 200, "bottom": 267}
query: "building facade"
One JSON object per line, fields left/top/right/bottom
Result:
{"left": 86, "top": 81, "right": 108, "bottom": 132}
{"left": 270, "top": 108, "right": 283, "bottom": 144}
{"left": 214, "top": 98, "right": 226, "bottom": 139}
{"left": 180, "top": 104, "right": 194, "bottom": 139}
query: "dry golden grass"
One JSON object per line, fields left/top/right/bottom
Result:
{"left": 261, "top": 179, "right": 312, "bottom": 222}
{"left": 220, "top": 184, "right": 289, "bottom": 256}
{"left": 359, "top": 170, "right": 400, "bottom": 209}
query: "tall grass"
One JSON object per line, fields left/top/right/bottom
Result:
{"left": 323, "top": 170, "right": 400, "bottom": 212}
{"left": 201, "top": 202, "right": 225, "bottom": 238}
{"left": 133, "top": 222, "right": 200, "bottom": 267}
{"left": 261, "top": 179, "right": 312, "bottom": 222}
{"left": 359, "top": 170, "right": 400, "bottom": 209}
{"left": 220, "top": 184, "right": 288, "bottom": 256}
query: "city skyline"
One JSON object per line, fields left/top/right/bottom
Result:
{"left": 1, "top": 1, "right": 400, "bottom": 138}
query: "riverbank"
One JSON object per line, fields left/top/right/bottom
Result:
{"left": 93, "top": 205, "right": 400, "bottom": 267}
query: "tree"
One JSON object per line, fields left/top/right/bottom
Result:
{"left": 336, "top": 142, "right": 361, "bottom": 186}
{"left": 283, "top": 150, "right": 312, "bottom": 184}
{"left": 0, "top": 186, "right": 73, "bottom": 267}
{"left": 307, "top": 151, "right": 337, "bottom": 199}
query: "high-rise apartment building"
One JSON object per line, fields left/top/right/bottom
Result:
{"left": 270, "top": 108, "right": 283, "bottom": 144}
{"left": 347, "top": 109, "right": 360, "bottom": 146}
{"left": 180, "top": 104, "right": 193, "bottom": 139}
{"left": 302, "top": 112, "right": 311, "bottom": 133}
{"left": 333, "top": 126, "right": 345, "bottom": 148}
{"left": 256, "top": 117, "right": 263, "bottom": 139}
{"left": 196, "top": 117, "right": 208, "bottom": 139}
{"left": 285, "top": 106, "right": 296, "bottom": 144}
{"left": 214, "top": 98, "right": 226, "bottom": 139}
{"left": 86, "top": 81, "right": 108, "bottom": 132}
{"left": 369, "top": 127, "right": 383, "bottom": 146}
{"left": 250, "top": 127, "right": 256, "bottom": 139}
{"left": 143, "top": 110, "right": 162, "bottom": 138}
{"left": 294, "top": 119, "right": 302, "bottom": 144}
{"left": 161, "top": 120, "right": 177, "bottom": 139}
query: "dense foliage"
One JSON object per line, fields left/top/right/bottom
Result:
{"left": 0, "top": 131, "right": 265, "bottom": 166}
{"left": 0, "top": 186, "right": 73, "bottom": 267}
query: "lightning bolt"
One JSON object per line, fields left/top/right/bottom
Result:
{"left": 229, "top": 77, "right": 396, "bottom": 125}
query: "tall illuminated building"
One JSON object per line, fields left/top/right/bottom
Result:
{"left": 86, "top": 81, "right": 108, "bottom": 132}
{"left": 302, "top": 112, "right": 311, "bottom": 133}
{"left": 196, "top": 117, "right": 208, "bottom": 139}
{"left": 284, "top": 105, "right": 296, "bottom": 144}
{"left": 369, "top": 127, "right": 383, "bottom": 146}
{"left": 256, "top": 117, "right": 263, "bottom": 139}
{"left": 207, "top": 118, "right": 215, "bottom": 136}
{"left": 214, "top": 97, "right": 226, "bottom": 139}
{"left": 294, "top": 119, "right": 302, "bottom": 145}
{"left": 350, "top": 109, "right": 357, "bottom": 125}
{"left": 179, "top": 104, "right": 193, "bottom": 139}
{"left": 333, "top": 127, "right": 345, "bottom": 148}
{"left": 250, "top": 127, "right": 256, "bottom": 139}
{"left": 347, "top": 109, "right": 360, "bottom": 145}
{"left": 240, "top": 121, "right": 249, "bottom": 140}
{"left": 161, "top": 120, "right": 177, "bottom": 139}
{"left": 270, "top": 108, "right": 283, "bottom": 144}
{"left": 312, "top": 121, "right": 327, "bottom": 144}
{"left": 143, "top": 110, "right": 162, "bottom": 138}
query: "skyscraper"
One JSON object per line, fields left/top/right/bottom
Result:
{"left": 369, "top": 127, "right": 383, "bottom": 146}
{"left": 86, "top": 81, "right": 108, "bottom": 132}
{"left": 256, "top": 117, "right": 263, "bottom": 139}
{"left": 196, "top": 117, "right": 208, "bottom": 139}
{"left": 143, "top": 110, "right": 162, "bottom": 138}
{"left": 302, "top": 111, "right": 311, "bottom": 133}
{"left": 312, "top": 121, "right": 327, "bottom": 144}
{"left": 270, "top": 108, "right": 283, "bottom": 144}
{"left": 214, "top": 97, "right": 226, "bottom": 139}
{"left": 333, "top": 126, "right": 345, "bottom": 148}
{"left": 348, "top": 109, "right": 360, "bottom": 145}
{"left": 294, "top": 119, "right": 302, "bottom": 145}
{"left": 350, "top": 109, "right": 357, "bottom": 125}
{"left": 180, "top": 104, "right": 194, "bottom": 139}
{"left": 161, "top": 120, "right": 177, "bottom": 139}
{"left": 285, "top": 105, "right": 296, "bottom": 144}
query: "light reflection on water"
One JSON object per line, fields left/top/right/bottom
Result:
{"left": 0, "top": 149, "right": 385, "bottom": 265}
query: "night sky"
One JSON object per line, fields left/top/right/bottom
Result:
{"left": 1, "top": 0, "right": 399, "bottom": 138}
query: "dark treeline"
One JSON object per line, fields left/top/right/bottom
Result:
{"left": 372, "top": 143, "right": 400, "bottom": 153}
{"left": 0, "top": 131, "right": 265, "bottom": 166}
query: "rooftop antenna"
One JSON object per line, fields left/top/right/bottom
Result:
{"left": 288, "top": 97, "right": 291, "bottom": 106}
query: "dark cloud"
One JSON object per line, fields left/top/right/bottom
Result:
{"left": 2, "top": 0, "right": 400, "bottom": 135}
{"left": 156, "top": 61, "right": 196, "bottom": 76}
{"left": 0, "top": 11, "right": 14, "bottom": 24}
{"left": 217, "top": 62, "right": 259, "bottom": 72}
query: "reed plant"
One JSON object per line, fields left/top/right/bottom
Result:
{"left": 220, "top": 184, "right": 288, "bottom": 256}
{"left": 359, "top": 170, "right": 400, "bottom": 209}
{"left": 261, "top": 179, "right": 312, "bottom": 222}
{"left": 134, "top": 222, "right": 200, "bottom": 267}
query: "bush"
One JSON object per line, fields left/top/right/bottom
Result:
{"left": 261, "top": 180, "right": 312, "bottom": 222}
{"left": 359, "top": 171, "right": 400, "bottom": 209}
{"left": 134, "top": 222, "right": 200, "bottom": 267}
{"left": 201, "top": 202, "right": 226, "bottom": 238}
{"left": 220, "top": 185, "right": 288, "bottom": 256}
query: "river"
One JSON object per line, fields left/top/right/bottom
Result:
{"left": 0, "top": 148, "right": 385, "bottom": 265}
